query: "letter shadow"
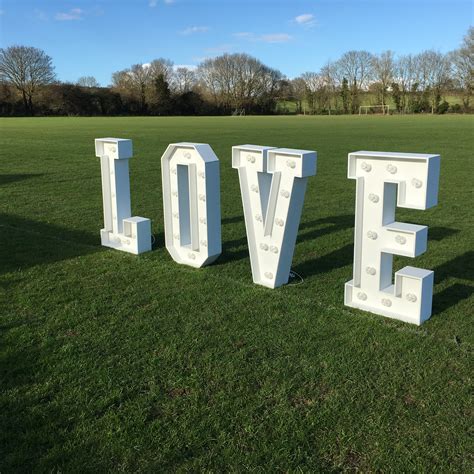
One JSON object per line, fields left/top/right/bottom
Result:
{"left": 0, "top": 173, "right": 43, "bottom": 186}
{"left": 218, "top": 235, "right": 249, "bottom": 265}
{"left": 429, "top": 251, "right": 474, "bottom": 315}
{"left": 429, "top": 226, "right": 460, "bottom": 241}
{"left": 288, "top": 223, "right": 460, "bottom": 282}
{"left": 222, "top": 215, "right": 244, "bottom": 225}
{"left": 218, "top": 214, "right": 354, "bottom": 267}
{"left": 151, "top": 231, "right": 165, "bottom": 249}
{"left": 432, "top": 283, "right": 474, "bottom": 316}
{"left": 293, "top": 243, "right": 354, "bottom": 279}
{"left": 297, "top": 214, "right": 354, "bottom": 243}
{"left": 0, "top": 213, "right": 100, "bottom": 276}
{"left": 433, "top": 251, "right": 473, "bottom": 283}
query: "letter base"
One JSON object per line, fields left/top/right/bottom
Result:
{"left": 100, "top": 216, "right": 152, "bottom": 255}
{"left": 345, "top": 266, "right": 434, "bottom": 325}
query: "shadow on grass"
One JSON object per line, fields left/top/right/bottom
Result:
{"left": 151, "top": 230, "right": 165, "bottom": 249}
{"left": 293, "top": 244, "right": 354, "bottom": 279}
{"left": 433, "top": 251, "right": 473, "bottom": 283}
{"left": 429, "top": 226, "right": 460, "bottom": 241}
{"left": 0, "top": 173, "right": 43, "bottom": 186}
{"left": 0, "top": 317, "right": 111, "bottom": 472}
{"left": 292, "top": 223, "right": 462, "bottom": 283}
{"left": 297, "top": 214, "right": 353, "bottom": 243}
{"left": 0, "top": 318, "right": 64, "bottom": 471}
{"left": 222, "top": 215, "right": 244, "bottom": 225}
{"left": 432, "top": 283, "right": 474, "bottom": 316}
{"left": 430, "top": 250, "right": 474, "bottom": 315}
{"left": 218, "top": 214, "right": 354, "bottom": 266}
{"left": 0, "top": 213, "right": 100, "bottom": 276}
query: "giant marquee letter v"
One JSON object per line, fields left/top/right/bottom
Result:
{"left": 345, "top": 151, "right": 440, "bottom": 325}
{"left": 233, "top": 145, "right": 317, "bottom": 288}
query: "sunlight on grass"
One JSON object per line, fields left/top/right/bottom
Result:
{"left": 0, "top": 115, "right": 472, "bottom": 471}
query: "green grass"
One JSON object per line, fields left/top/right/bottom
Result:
{"left": 1, "top": 115, "right": 473, "bottom": 472}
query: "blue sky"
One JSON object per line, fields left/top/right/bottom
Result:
{"left": 0, "top": 0, "right": 472, "bottom": 86}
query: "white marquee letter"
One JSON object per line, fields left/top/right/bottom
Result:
{"left": 161, "top": 143, "right": 221, "bottom": 268}
{"left": 345, "top": 151, "right": 440, "bottom": 325}
{"left": 94, "top": 138, "right": 152, "bottom": 255}
{"left": 233, "top": 145, "right": 317, "bottom": 288}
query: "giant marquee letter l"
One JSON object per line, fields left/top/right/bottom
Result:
{"left": 345, "top": 151, "right": 440, "bottom": 325}
{"left": 95, "top": 138, "right": 152, "bottom": 255}
{"left": 233, "top": 145, "right": 317, "bottom": 288}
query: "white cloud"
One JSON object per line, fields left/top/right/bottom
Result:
{"left": 294, "top": 13, "right": 316, "bottom": 27}
{"left": 204, "top": 44, "right": 233, "bottom": 53}
{"left": 181, "top": 26, "right": 209, "bottom": 35}
{"left": 192, "top": 43, "right": 233, "bottom": 63}
{"left": 55, "top": 8, "right": 83, "bottom": 21}
{"left": 260, "top": 33, "right": 292, "bottom": 43}
{"left": 233, "top": 32, "right": 253, "bottom": 39}
{"left": 233, "top": 32, "right": 292, "bottom": 43}
{"left": 150, "top": 0, "right": 174, "bottom": 6}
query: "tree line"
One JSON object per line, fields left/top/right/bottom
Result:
{"left": 0, "top": 27, "right": 472, "bottom": 116}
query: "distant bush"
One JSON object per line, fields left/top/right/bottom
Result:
{"left": 449, "top": 103, "right": 463, "bottom": 113}
{"left": 437, "top": 101, "right": 450, "bottom": 114}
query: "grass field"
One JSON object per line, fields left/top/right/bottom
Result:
{"left": 1, "top": 115, "right": 473, "bottom": 472}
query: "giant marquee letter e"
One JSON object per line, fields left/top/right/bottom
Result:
{"left": 233, "top": 145, "right": 317, "bottom": 288}
{"left": 345, "top": 151, "right": 440, "bottom": 325}
{"left": 161, "top": 143, "right": 221, "bottom": 268}
{"left": 94, "top": 138, "right": 152, "bottom": 255}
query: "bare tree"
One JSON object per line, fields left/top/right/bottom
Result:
{"left": 320, "top": 61, "right": 338, "bottom": 113}
{"left": 198, "top": 54, "right": 235, "bottom": 110}
{"left": 0, "top": 45, "right": 55, "bottom": 113}
{"left": 417, "top": 50, "right": 451, "bottom": 113}
{"left": 335, "top": 50, "right": 374, "bottom": 112}
{"left": 197, "top": 53, "right": 282, "bottom": 112}
{"left": 372, "top": 51, "right": 394, "bottom": 111}
{"left": 148, "top": 58, "right": 174, "bottom": 90}
{"left": 394, "top": 54, "right": 420, "bottom": 112}
{"left": 301, "top": 72, "right": 330, "bottom": 113}
{"left": 77, "top": 76, "right": 100, "bottom": 88}
{"left": 149, "top": 59, "right": 173, "bottom": 78}
{"left": 291, "top": 77, "right": 306, "bottom": 114}
{"left": 197, "top": 60, "right": 219, "bottom": 105}
{"left": 175, "top": 67, "right": 196, "bottom": 93}
{"left": 111, "top": 64, "right": 151, "bottom": 112}
{"left": 451, "top": 27, "right": 474, "bottom": 110}
{"left": 111, "top": 70, "right": 131, "bottom": 90}
{"left": 130, "top": 64, "right": 151, "bottom": 111}
{"left": 111, "top": 58, "right": 174, "bottom": 113}
{"left": 259, "top": 66, "right": 283, "bottom": 103}
{"left": 232, "top": 54, "right": 264, "bottom": 110}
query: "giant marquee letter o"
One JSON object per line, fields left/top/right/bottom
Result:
{"left": 345, "top": 151, "right": 440, "bottom": 325}
{"left": 161, "top": 142, "right": 222, "bottom": 268}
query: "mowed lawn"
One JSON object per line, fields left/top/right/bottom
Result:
{"left": 1, "top": 115, "right": 473, "bottom": 472}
